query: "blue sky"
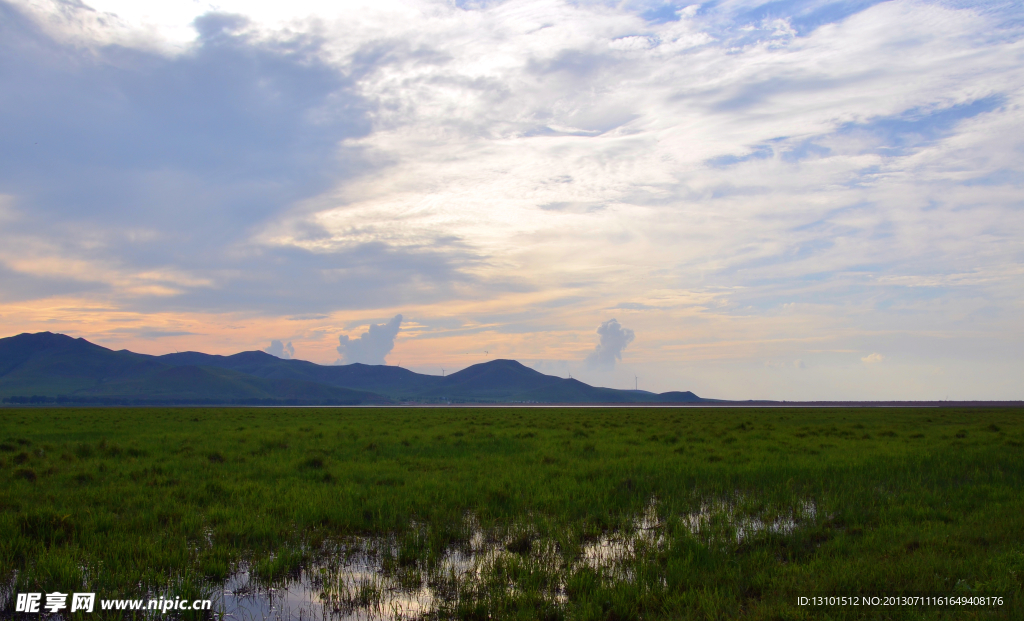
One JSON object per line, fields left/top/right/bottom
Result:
{"left": 0, "top": 0, "right": 1021, "bottom": 399}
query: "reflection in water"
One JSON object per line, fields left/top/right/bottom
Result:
{"left": 683, "top": 498, "right": 818, "bottom": 543}
{"left": 217, "top": 549, "right": 436, "bottom": 620}
{"left": 212, "top": 498, "right": 819, "bottom": 620}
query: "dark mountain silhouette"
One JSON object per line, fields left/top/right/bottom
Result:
{"left": 0, "top": 332, "right": 705, "bottom": 405}
{"left": 0, "top": 333, "right": 383, "bottom": 405}
{"left": 0, "top": 332, "right": 164, "bottom": 396}
{"left": 157, "top": 350, "right": 438, "bottom": 395}
{"left": 424, "top": 359, "right": 562, "bottom": 400}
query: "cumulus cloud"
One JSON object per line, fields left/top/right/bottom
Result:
{"left": 586, "top": 319, "right": 634, "bottom": 371}
{"left": 336, "top": 314, "right": 403, "bottom": 365}
{"left": 265, "top": 339, "right": 294, "bottom": 359}
{"left": 861, "top": 353, "right": 884, "bottom": 364}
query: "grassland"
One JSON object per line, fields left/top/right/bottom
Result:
{"left": 1, "top": 406, "right": 1022, "bottom": 619}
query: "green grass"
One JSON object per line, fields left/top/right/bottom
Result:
{"left": 1, "top": 406, "right": 1022, "bottom": 619}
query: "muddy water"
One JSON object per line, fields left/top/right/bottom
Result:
{"left": 212, "top": 499, "right": 819, "bottom": 620}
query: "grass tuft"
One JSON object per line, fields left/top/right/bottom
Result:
{"left": 13, "top": 467, "right": 37, "bottom": 482}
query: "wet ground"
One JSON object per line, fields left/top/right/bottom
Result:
{"left": 212, "top": 498, "right": 819, "bottom": 620}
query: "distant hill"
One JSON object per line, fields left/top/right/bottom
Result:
{"left": 156, "top": 350, "right": 439, "bottom": 396}
{"left": 0, "top": 333, "right": 384, "bottom": 405}
{"left": 0, "top": 332, "right": 706, "bottom": 405}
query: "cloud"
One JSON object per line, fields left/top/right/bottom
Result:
{"left": 586, "top": 319, "right": 635, "bottom": 371}
{"left": 0, "top": 0, "right": 493, "bottom": 314}
{"left": 861, "top": 353, "right": 884, "bottom": 364}
{"left": 265, "top": 339, "right": 294, "bottom": 359}
{"left": 336, "top": 314, "right": 403, "bottom": 365}
{"left": 113, "top": 328, "right": 198, "bottom": 339}
{"left": 609, "top": 302, "right": 659, "bottom": 311}
{"left": 3, "top": 0, "right": 1021, "bottom": 324}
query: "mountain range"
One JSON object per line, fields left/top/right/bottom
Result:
{"left": 0, "top": 332, "right": 704, "bottom": 405}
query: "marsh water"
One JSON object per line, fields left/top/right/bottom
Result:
{"left": 212, "top": 498, "right": 818, "bottom": 620}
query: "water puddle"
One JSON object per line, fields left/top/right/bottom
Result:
{"left": 211, "top": 497, "right": 820, "bottom": 620}
{"left": 683, "top": 498, "right": 818, "bottom": 543}
{"left": 218, "top": 561, "right": 431, "bottom": 620}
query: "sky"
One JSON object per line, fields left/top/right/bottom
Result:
{"left": 0, "top": 0, "right": 1021, "bottom": 400}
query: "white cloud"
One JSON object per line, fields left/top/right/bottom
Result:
{"left": 265, "top": 339, "right": 295, "bottom": 359}
{"left": 336, "top": 314, "right": 403, "bottom": 364}
{"left": 861, "top": 352, "right": 884, "bottom": 364}
{"left": 586, "top": 318, "right": 634, "bottom": 371}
